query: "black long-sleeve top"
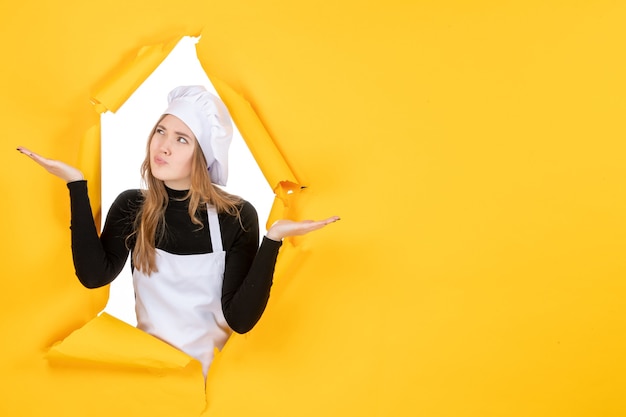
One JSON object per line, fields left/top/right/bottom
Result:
{"left": 67, "top": 180, "right": 282, "bottom": 334}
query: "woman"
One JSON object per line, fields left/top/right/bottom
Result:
{"left": 17, "top": 85, "right": 339, "bottom": 377}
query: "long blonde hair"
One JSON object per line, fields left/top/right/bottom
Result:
{"left": 131, "top": 118, "right": 242, "bottom": 275}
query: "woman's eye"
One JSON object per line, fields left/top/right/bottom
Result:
{"left": 178, "top": 137, "right": 188, "bottom": 144}
{"left": 156, "top": 128, "right": 164, "bottom": 135}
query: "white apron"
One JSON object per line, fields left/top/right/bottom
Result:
{"left": 133, "top": 205, "right": 232, "bottom": 376}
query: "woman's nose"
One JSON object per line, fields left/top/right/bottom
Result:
{"left": 159, "top": 138, "right": 171, "bottom": 154}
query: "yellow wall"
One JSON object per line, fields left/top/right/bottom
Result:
{"left": 1, "top": 1, "right": 626, "bottom": 416}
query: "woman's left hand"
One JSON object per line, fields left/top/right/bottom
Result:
{"left": 266, "top": 216, "right": 340, "bottom": 241}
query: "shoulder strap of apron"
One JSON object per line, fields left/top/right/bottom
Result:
{"left": 206, "top": 204, "right": 223, "bottom": 252}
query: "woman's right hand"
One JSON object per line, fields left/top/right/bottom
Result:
{"left": 17, "top": 147, "right": 84, "bottom": 183}
{"left": 266, "top": 216, "right": 341, "bottom": 241}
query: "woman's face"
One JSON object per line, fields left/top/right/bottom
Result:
{"left": 149, "top": 114, "right": 197, "bottom": 190}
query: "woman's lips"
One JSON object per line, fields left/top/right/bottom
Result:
{"left": 153, "top": 156, "right": 167, "bottom": 165}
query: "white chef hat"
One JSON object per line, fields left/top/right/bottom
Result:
{"left": 163, "top": 85, "right": 233, "bottom": 186}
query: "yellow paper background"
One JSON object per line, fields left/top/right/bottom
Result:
{"left": 2, "top": 1, "right": 626, "bottom": 416}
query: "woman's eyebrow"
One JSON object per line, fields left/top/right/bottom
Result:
{"left": 174, "top": 131, "right": 192, "bottom": 138}
{"left": 157, "top": 125, "right": 191, "bottom": 138}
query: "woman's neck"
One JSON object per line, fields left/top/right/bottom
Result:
{"left": 164, "top": 185, "right": 190, "bottom": 200}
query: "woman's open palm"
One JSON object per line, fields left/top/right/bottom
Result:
{"left": 267, "top": 216, "right": 340, "bottom": 241}
{"left": 17, "top": 147, "right": 84, "bottom": 183}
